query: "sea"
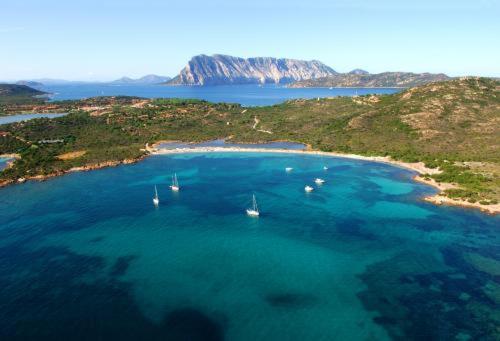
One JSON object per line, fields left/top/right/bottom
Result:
{"left": 0, "top": 152, "right": 498, "bottom": 340}
{"left": 41, "top": 83, "right": 400, "bottom": 106}
{"left": 0, "top": 113, "right": 68, "bottom": 125}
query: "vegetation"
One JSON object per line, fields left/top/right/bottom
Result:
{"left": 288, "top": 72, "right": 450, "bottom": 88}
{"left": 1, "top": 78, "right": 499, "bottom": 203}
{"left": 0, "top": 84, "right": 47, "bottom": 108}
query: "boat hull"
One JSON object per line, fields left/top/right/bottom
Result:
{"left": 246, "top": 209, "right": 259, "bottom": 217}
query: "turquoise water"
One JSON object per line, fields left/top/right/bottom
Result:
{"left": 0, "top": 113, "right": 68, "bottom": 125}
{"left": 0, "top": 153, "right": 498, "bottom": 340}
{"left": 43, "top": 84, "right": 400, "bottom": 106}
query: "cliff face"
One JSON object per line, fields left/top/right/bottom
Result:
{"left": 167, "top": 54, "right": 337, "bottom": 86}
{"left": 288, "top": 72, "right": 451, "bottom": 88}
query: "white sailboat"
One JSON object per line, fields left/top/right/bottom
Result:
{"left": 170, "top": 173, "right": 180, "bottom": 191}
{"left": 323, "top": 166, "right": 329, "bottom": 171}
{"left": 246, "top": 194, "right": 260, "bottom": 217}
{"left": 305, "top": 185, "right": 314, "bottom": 192}
{"left": 285, "top": 167, "right": 293, "bottom": 172}
{"left": 153, "top": 185, "right": 159, "bottom": 206}
{"left": 315, "top": 178, "right": 325, "bottom": 185}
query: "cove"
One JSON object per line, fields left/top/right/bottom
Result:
{"left": 0, "top": 152, "right": 498, "bottom": 340}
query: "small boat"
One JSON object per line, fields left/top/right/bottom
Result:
{"left": 246, "top": 194, "right": 260, "bottom": 217}
{"left": 315, "top": 178, "right": 325, "bottom": 185}
{"left": 285, "top": 167, "right": 293, "bottom": 172}
{"left": 170, "top": 173, "right": 180, "bottom": 191}
{"left": 153, "top": 185, "right": 160, "bottom": 206}
{"left": 323, "top": 166, "right": 329, "bottom": 171}
{"left": 305, "top": 185, "right": 314, "bottom": 192}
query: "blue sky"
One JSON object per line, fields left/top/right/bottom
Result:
{"left": 1, "top": 0, "right": 499, "bottom": 81}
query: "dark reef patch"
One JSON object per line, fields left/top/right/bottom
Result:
{"left": 357, "top": 248, "right": 500, "bottom": 340}
{"left": 89, "top": 236, "right": 105, "bottom": 243}
{"left": 335, "top": 217, "right": 377, "bottom": 241}
{"left": 0, "top": 243, "right": 225, "bottom": 341}
{"left": 162, "top": 308, "right": 224, "bottom": 341}
{"left": 110, "top": 255, "right": 137, "bottom": 277}
{"left": 265, "top": 293, "right": 319, "bottom": 308}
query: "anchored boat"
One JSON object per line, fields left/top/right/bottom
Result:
{"left": 246, "top": 194, "right": 260, "bottom": 217}
{"left": 170, "top": 173, "right": 180, "bottom": 192}
{"left": 153, "top": 185, "right": 159, "bottom": 206}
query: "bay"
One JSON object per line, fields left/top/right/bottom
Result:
{"left": 42, "top": 84, "right": 400, "bottom": 106}
{"left": 0, "top": 152, "right": 498, "bottom": 340}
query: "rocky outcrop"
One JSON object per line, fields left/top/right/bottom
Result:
{"left": 166, "top": 54, "right": 337, "bottom": 86}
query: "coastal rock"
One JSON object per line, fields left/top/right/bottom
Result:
{"left": 166, "top": 54, "right": 337, "bottom": 86}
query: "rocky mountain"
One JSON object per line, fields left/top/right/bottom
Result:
{"left": 348, "top": 69, "right": 369, "bottom": 75}
{"left": 289, "top": 72, "right": 450, "bottom": 88}
{"left": 15, "top": 80, "right": 44, "bottom": 88}
{"left": 166, "top": 54, "right": 337, "bottom": 86}
{"left": 111, "top": 74, "right": 171, "bottom": 85}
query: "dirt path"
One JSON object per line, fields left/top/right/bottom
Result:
{"left": 252, "top": 116, "right": 273, "bottom": 134}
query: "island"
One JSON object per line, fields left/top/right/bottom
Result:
{"left": 0, "top": 78, "right": 499, "bottom": 213}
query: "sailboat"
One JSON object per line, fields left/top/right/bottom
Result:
{"left": 323, "top": 166, "right": 329, "bottom": 171}
{"left": 315, "top": 178, "right": 325, "bottom": 185}
{"left": 153, "top": 185, "right": 159, "bottom": 206}
{"left": 246, "top": 194, "right": 260, "bottom": 217}
{"left": 170, "top": 173, "right": 180, "bottom": 191}
{"left": 285, "top": 167, "right": 293, "bottom": 172}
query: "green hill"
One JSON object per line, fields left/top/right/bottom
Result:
{"left": 288, "top": 72, "right": 450, "bottom": 88}
{"left": 0, "top": 84, "right": 46, "bottom": 106}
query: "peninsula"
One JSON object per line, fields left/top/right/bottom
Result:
{"left": 288, "top": 71, "right": 451, "bottom": 88}
{"left": 0, "top": 78, "right": 499, "bottom": 213}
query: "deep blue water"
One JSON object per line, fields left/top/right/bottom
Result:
{"left": 0, "top": 113, "right": 68, "bottom": 125}
{"left": 42, "top": 83, "right": 400, "bottom": 106}
{"left": 158, "top": 139, "right": 306, "bottom": 150}
{"left": 0, "top": 152, "right": 498, "bottom": 340}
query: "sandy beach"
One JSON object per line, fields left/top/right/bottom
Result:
{"left": 2, "top": 145, "right": 498, "bottom": 215}
{"left": 151, "top": 145, "right": 500, "bottom": 215}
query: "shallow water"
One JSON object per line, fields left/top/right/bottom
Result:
{"left": 43, "top": 83, "right": 400, "bottom": 106}
{"left": 0, "top": 113, "right": 68, "bottom": 125}
{"left": 0, "top": 153, "right": 498, "bottom": 340}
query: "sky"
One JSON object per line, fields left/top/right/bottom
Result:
{"left": 1, "top": 0, "right": 499, "bottom": 81}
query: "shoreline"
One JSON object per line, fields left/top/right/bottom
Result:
{"left": 151, "top": 146, "right": 500, "bottom": 215}
{"left": 0, "top": 155, "right": 147, "bottom": 188}
{"left": 1, "top": 145, "right": 498, "bottom": 215}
